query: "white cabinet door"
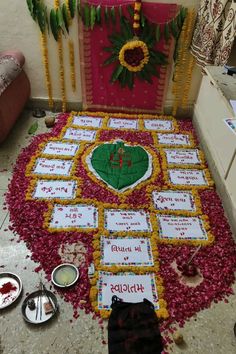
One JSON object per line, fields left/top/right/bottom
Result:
{"left": 194, "top": 74, "right": 236, "bottom": 177}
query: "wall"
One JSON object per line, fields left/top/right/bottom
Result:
{"left": 0, "top": 0, "right": 201, "bottom": 110}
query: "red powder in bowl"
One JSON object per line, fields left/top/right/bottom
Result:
{"left": 0, "top": 282, "right": 17, "bottom": 295}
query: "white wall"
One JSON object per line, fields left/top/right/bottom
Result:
{"left": 0, "top": 0, "right": 200, "bottom": 108}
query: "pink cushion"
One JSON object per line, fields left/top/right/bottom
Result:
{"left": 0, "top": 55, "right": 22, "bottom": 96}
{"left": 0, "top": 50, "right": 25, "bottom": 67}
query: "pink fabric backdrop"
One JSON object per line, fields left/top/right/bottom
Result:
{"left": 79, "top": 1, "right": 178, "bottom": 113}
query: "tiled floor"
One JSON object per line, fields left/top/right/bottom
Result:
{"left": 0, "top": 111, "right": 236, "bottom": 354}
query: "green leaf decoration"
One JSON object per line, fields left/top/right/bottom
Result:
{"left": 120, "top": 16, "right": 133, "bottom": 40}
{"left": 108, "top": 33, "right": 125, "bottom": 47}
{"left": 140, "top": 18, "right": 149, "bottom": 40}
{"left": 56, "top": 7, "right": 65, "bottom": 33}
{"left": 141, "top": 68, "right": 153, "bottom": 84}
{"left": 145, "top": 64, "right": 160, "bottom": 78}
{"left": 28, "top": 121, "right": 38, "bottom": 135}
{"left": 145, "top": 24, "right": 156, "bottom": 47}
{"left": 170, "top": 20, "right": 178, "bottom": 39}
{"left": 103, "top": 53, "right": 118, "bottom": 66}
{"left": 137, "top": 69, "right": 146, "bottom": 82}
{"left": 111, "top": 6, "right": 116, "bottom": 25}
{"left": 26, "top": 0, "right": 36, "bottom": 21}
{"left": 127, "top": 4, "right": 134, "bottom": 18}
{"left": 44, "top": 5, "right": 50, "bottom": 34}
{"left": 36, "top": 2, "right": 46, "bottom": 34}
{"left": 68, "top": 0, "right": 76, "bottom": 18}
{"left": 177, "top": 13, "right": 182, "bottom": 28}
{"left": 103, "top": 46, "right": 117, "bottom": 53}
{"left": 111, "top": 64, "right": 124, "bottom": 82}
{"left": 155, "top": 25, "right": 161, "bottom": 42}
{"left": 120, "top": 68, "right": 127, "bottom": 88}
{"left": 90, "top": 5, "right": 96, "bottom": 29}
{"left": 140, "top": 11, "right": 146, "bottom": 28}
{"left": 150, "top": 50, "right": 168, "bottom": 64}
{"left": 180, "top": 7, "right": 187, "bottom": 23}
{"left": 62, "top": 3, "right": 70, "bottom": 34}
{"left": 84, "top": 3, "right": 90, "bottom": 28}
{"left": 50, "top": 9, "right": 58, "bottom": 41}
{"left": 126, "top": 70, "right": 134, "bottom": 90}
{"left": 96, "top": 5, "right": 101, "bottom": 24}
{"left": 102, "top": 8, "right": 170, "bottom": 89}
{"left": 104, "top": 6, "right": 109, "bottom": 24}
{"left": 164, "top": 23, "right": 170, "bottom": 42}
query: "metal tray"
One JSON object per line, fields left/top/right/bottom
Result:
{"left": 0, "top": 272, "right": 23, "bottom": 309}
{"left": 21, "top": 289, "right": 58, "bottom": 324}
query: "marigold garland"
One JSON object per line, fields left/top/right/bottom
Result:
{"left": 40, "top": 32, "right": 54, "bottom": 110}
{"left": 54, "top": 0, "right": 67, "bottom": 112}
{"left": 69, "top": 40, "right": 76, "bottom": 92}
{"left": 172, "top": 9, "right": 196, "bottom": 116}
{"left": 133, "top": 0, "right": 142, "bottom": 34}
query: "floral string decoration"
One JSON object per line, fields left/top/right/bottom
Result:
{"left": 103, "top": 0, "right": 168, "bottom": 89}
{"left": 52, "top": 0, "right": 67, "bottom": 113}
{"left": 26, "top": 0, "right": 54, "bottom": 110}
{"left": 69, "top": 40, "right": 76, "bottom": 92}
{"left": 172, "top": 9, "right": 196, "bottom": 116}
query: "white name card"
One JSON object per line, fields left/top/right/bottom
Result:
{"left": 49, "top": 204, "right": 98, "bottom": 229}
{"left": 153, "top": 191, "right": 196, "bottom": 211}
{"left": 33, "top": 158, "right": 73, "bottom": 176}
{"left": 164, "top": 149, "right": 200, "bottom": 165}
{"left": 108, "top": 118, "right": 138, "bottom": 130}
{"left": 73, "top": 116, "right": 102, "bottom": 128}
{"left": 98, "top": 272, "right": 159, "bottom": 309}
{"left": 42, "top": 141, "right": 79, "bottom": 156}
{"left": 104, "top": 209, "right": 152, "bottom": 232}
{"left": 101, "top": 237, "right": 154, "bottom": 266}
{"left": 33, "top": 180, "right": 77, "bottom": 199}
{"left": 168, "top": 169, "right": 208, "bottom": 186}
{"left": 63, "top": 128, "right": 96, "bottom": 141}
{"left": 158, "top": 215, "right": 208, "bottom": 240}
{"left": 157, "top": 133, "right": 190, "bottom": 146}
{"left": 144, "top": 119, "right": 173, "bottom": 131}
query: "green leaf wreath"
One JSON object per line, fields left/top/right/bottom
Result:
{"left": 103, "top": 15, "right": 168, "bottom": 89}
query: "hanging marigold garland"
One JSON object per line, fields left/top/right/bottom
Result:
{"left": 26, "top": 0, "right": 54, "bottom": 110}
{"left": 54, "top": 0, "right": 67, "bottom": 113}
{"left": 69, "top": 40, "right": 76, "bottom": 92}
{"left": 172, "top": 9, "right": 196, "bottom": 116}
{"left": 66, "top": 0, "right": 77, "bottom": 92}
{"left": 41, "top": 32, "right": 54, "bottom": 110}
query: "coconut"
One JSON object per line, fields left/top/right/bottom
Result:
{"left": 45, "top": 116, "right": 55, "bottom": 128}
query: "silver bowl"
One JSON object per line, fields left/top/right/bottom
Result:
{"left": 51, "top": 263, "right": 79, "bottom": 288}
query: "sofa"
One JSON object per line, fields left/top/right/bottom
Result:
{"left": 0, "top": 50, "right": 30, "bottom": 143}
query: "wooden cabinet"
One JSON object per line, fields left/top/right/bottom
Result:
{"left": 193, "top": 67, "right": 236, "bottom": 235}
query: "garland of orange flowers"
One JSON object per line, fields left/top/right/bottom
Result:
{"left": 54, "top": 0, "right": 67, "bottom": 112}
{"left": 133, "top": 0, "right": 142, "bottom": 35}
{"left": 65, "top": 0, "right": 72, "bottom": 25}
{"left": 40, "top": 32, "right": 54, "bottom": 110}
{"left": 172, "top": 9, "right": 196, "bottom": 116}
{"left": 69, "top": 40, "right": 76, "bottom": 92}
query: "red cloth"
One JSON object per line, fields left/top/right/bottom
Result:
{"left": 79, "top": 1, "right": 178, "bottom": 113}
